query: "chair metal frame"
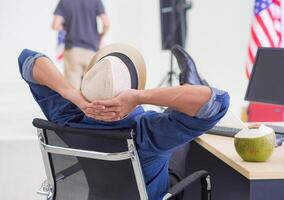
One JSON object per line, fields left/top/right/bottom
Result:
{"left": 36, "top": 128, "right": 149, "bottom": 200}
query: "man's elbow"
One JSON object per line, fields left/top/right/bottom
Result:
{"left": 51, "top": 23, "right": 63, "bottom": 31}
{"left": 18, "top": 49, "right": 33, "bottom": 67}
{"left": 51, "top": 16, "right": 64, "bottom": 31}
{"left": 101, "top": 15, "right": 110, "bottom": 31}
{"left": 51, "top": 24, "right": 57, "bottom": 31}
{"left": 210, "top": 91, "right": 230, "bottom": 120}
{"left": 104, "top": 21, "right": 110, "bottom": 30}
{"left": 223, "top": 92, "right": 230, "bottom": 110}
{"left": 196, "top": 90, "right": 230, "bottom": 120}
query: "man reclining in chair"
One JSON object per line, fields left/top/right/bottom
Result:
{"left": 18, "top": 43, "right": 229, "bottom": 200}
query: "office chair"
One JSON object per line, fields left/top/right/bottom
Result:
{"left": 33, "top": 118, "right": 211, "bottom": 200}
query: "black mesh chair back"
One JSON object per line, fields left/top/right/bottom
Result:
{"left": 33, "top": 118, "right": 148, "bottom": 200}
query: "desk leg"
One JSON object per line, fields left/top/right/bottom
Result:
{"left": 184, "top": 142, "right": 284, "bottom": 200}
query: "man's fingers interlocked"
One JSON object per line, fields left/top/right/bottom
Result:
{"left": 86, "top": 106, "right": 121, "bottom": 115}
{"left": 86, "top": 111, "right": 120, "bottom": 121}
{"left": 92, "top": 99, "right": 121, "bottom": 107}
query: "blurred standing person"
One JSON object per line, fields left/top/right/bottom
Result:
{"left": 52, "top": 0, "right": 110, "bottom": 89}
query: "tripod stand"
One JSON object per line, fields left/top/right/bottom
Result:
{"left": 158, "top": 52, "right": 177, "bottom": 87}
{"left": 158, "top": 0, "right": 192, "bottom": 87}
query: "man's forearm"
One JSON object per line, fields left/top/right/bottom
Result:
{"left": 32, "top": 56, "right": 89, "bottom": 110}
{"left": 136, "top": 84, "right": 212, "bottom": 116}
{"left": 33, "top": 57, "right": 73, "bottom": 97}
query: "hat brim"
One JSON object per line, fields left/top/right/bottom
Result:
{"left": 86, "top": 43, "right": 147, "bottom": 90}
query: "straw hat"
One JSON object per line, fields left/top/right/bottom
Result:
{"left": 81, "top": 43, "right": 147, "bottom": 101}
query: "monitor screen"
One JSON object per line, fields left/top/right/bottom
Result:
{"left": 245, "top": 48, "right": 284, "bottom": 105}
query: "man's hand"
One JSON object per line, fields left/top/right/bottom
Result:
{"left": 63, "top": 89, "right": 118, "bottom": 121}
{"left": 87, "top": 89, "right": 140, "bottom": 121}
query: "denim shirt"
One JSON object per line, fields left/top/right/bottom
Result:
{"left": 18, "top": 49, "right": 230, "bottom": 200}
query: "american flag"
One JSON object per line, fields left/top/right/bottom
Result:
{"left": 245, "top": 0, "right": 282, "bottom": 78}
{"left": 56, "top": 30, "right": 66, "bottom": 62}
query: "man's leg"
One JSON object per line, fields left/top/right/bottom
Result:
{"left": 64, "top": 48, "right": 85, "bottom": 90}
{"left": 81, "top": 48, "right": 96, "bottom": 74}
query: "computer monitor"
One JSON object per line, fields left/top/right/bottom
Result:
{"left": 245, "top": 47, "right": 284, "bottom": 105}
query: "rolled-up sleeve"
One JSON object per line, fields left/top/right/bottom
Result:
{"left": 18, "top": 49, "right": 46, "bottom": 84}
{"left": 54, "top": 0, "right": 65, "bottom": 18}
{"left": 96, "top": 0, "right": 105, "bottom": 15}
{"left": 196, "top": 87, "right": 227, "bottom": 119}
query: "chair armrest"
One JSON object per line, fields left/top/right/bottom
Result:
{"left": 163, "top": 170, "right": 211, "bottom": 200}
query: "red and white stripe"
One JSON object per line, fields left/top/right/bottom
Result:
{"left": 245, "top": 0, "right": 282, "bottom": 78}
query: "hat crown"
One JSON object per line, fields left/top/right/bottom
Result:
{"left": 81, "top": 43, "right": 146, "bottom": 102}
{"left": 88, "top": 44, "right": 146, "bottom": 85}
{"left": 81, "top": 56, "right": 132, "bottom": 101}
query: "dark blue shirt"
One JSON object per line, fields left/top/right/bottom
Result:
{"left": 54, "top": 0, "right": 105, "bottom": 51}
{"left": 18, "top": 49, "right": 229, "bottom": 200}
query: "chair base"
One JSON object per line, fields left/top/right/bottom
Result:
{"left": 37, "top": 179, "right": 53, "bottom": 200}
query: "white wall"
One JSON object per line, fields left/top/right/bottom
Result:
{"left": 0, "top": 1, "right": 254, "bottom": 199}
{"left": 0, "top": 0, "right": 58, "bottom": 139}
{"left": 189, "top": 0, "right": 254, "bottom": 116}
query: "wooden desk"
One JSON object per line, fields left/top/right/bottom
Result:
{"left": 196, "top": 134, "right": 284, "bottom": 180}
{"left": 184, "top": 124, "right": 284, "bottom": 200}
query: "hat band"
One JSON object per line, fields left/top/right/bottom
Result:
{"left": 100, "top": 52, "right": 138, "bottom": 89}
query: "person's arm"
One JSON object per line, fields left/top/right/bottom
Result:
{"left": 52, "top": 15, "right": 64, "bottom": 31}
{"left": 52, "top": 0, "right": 65, "bottom": 31}
{"left": 99, "top": 14, "right": 110, "bottom": 38}
{"left": 98, "top": 14, "right": 110, "bottom": 48}
{"left": 138, "top": 85, "right": 211, "bottom": 115}
{"left": 17, "top": 49, "right": 117, "bottom": 120}
{"left": 32, "top": 57, "right": 83, "bottom": 107}
{"left": 87, "top": 85, "right": 212, "bottom": 120}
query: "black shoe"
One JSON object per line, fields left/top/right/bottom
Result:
{"left": 171, "top": 45, "right": 209, "bottom": 86}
